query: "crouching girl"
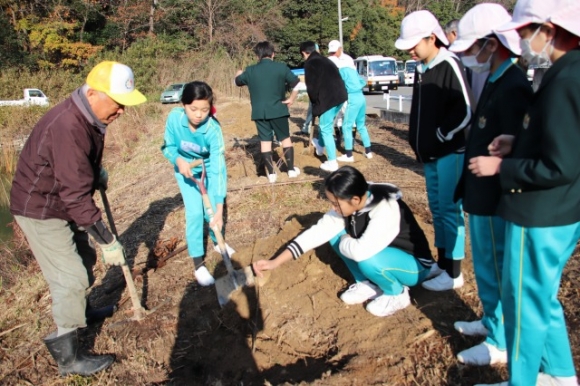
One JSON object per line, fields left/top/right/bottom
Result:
{"left": 253, "top": 166, "right": 435, "bottom": 317}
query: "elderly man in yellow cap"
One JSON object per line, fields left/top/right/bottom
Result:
{"left": 10, "top": 61, "right": 146, "bottom": 376}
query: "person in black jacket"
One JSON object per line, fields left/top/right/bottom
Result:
{"left": 449, "top": 3, "right": 533, "bottom": 367}
{"left": 395, "top": 10, "right": 474, "bottom": 292}
{"left": 299, "top": 41, "right": 348, "bottom": 172}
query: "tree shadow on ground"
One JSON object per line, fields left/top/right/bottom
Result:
{"left": 81, "top": 195, "right": 183, "bottom": 350}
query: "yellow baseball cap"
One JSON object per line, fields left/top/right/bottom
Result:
{"left": 86, "top": 61, "right": 147, "bottom": 106}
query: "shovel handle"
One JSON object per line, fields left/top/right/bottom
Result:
{"left": 200, "top": 193, "right": 236, "bottom": 277}
{"left": 99, "top": 187, "right": 146, "bottom": 321}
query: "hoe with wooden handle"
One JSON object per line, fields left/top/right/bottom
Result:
{"left": 99, "top": 187, "right": 166, "bottom": 322}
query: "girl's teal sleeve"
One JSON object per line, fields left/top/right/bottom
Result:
{"left": 161, "top": 110, "right": 181, "bottom": 165}
{"left": 206, "top": 119, "right": 227, "bottom": 205}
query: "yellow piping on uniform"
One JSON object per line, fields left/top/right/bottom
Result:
{"left": 380, "top": 268, "right": 421, "bottom": 284}
{"left": 489, "top": 217, "right": 504, "bottom": 325}
{"left": 515, "top": 226, "right": 525, "bottom": 360}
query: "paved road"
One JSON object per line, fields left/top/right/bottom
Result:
{"left": 365, "top": 86, "right": 413, "bottom": 116}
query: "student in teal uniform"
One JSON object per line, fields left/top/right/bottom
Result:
{"left": 162, "top": 81, "right": 230, "bottom": 286}
{"left": 395, "top": 10, "right": 474, "bottom": 291}
{"left": 470, "top": 0, "right": 580, "bottom": 384}
{"left": 449, "top": 3, "right": 533, "bottom": 367}
{"left": 335, "top": 66, "right": 373, "bottom": 162}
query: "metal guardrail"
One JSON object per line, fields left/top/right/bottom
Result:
{"left": 382, "top": 93, "right": 412, "bottom": 112}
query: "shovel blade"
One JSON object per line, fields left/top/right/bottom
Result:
{"left": 215, "top": 266, "right": 256, "bottom": 307}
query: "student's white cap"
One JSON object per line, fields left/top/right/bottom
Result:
{"left": 395, "top": 10, "right": 449, "bottom": 51}
{"left": 328, "top": 40, "right": 342, "bottom": 53}
{"left": 497, "top": 0, "right": 580, "bottom": 37}
{"left": 449, "top": 3, "right": 521, "bottom": 55}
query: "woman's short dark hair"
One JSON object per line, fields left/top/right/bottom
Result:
{"left": 181, "top": 81, "right": 214, "bottom": 107}
{"left": 253, "top": 41, "right": 275, "bottom": 60}
{"left": 299, "top": 41, "right": 317, "bottom": 55}
{"left": 325, "top": 166, "right": 368, "bottom": 200}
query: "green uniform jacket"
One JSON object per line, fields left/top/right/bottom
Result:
{"left": 455, "top": 61, "right": 533, "bottom": 215}
{"left": 497, "top": 49, "right": 580, "bottom": 227}
{"left": 235, "top": 58, "right": 299, "bottom": 121}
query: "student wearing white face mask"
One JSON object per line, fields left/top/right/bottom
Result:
{"left": 468, "top": 0, "right": 580, "bottom": 385}
{"left": 449, "top": 3, "right": 534, "bottom": 367}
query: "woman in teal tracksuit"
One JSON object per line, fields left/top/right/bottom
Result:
{"left": 161, "top": 81, "right": 228, "bottom": 286}
{"left": 336, "top": 67, "right": 373, "bottom": 161}
{"left": 470, "top": 1, "right": 580, "bottom": 384}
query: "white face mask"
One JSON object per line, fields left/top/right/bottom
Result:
{"left": 520, "top": 26, "right": 552, "bottom": 67}
{"left": 461, "top": 41, "right": 491, "bottom": 74}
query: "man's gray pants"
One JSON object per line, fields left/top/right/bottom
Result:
{"left": 14, "top": 215, "right": 97, "bottom": 329}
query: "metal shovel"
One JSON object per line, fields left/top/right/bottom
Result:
{"left": 189, "top": 160, "right": 256, "bottom": 306}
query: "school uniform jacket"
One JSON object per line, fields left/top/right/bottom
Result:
{"left": 454, "top": 59, "right": 533, "bottom": 215}
{"left": 304, "top": 51, "right": 348, "bottom": 117}
{"left": 286, "top": 184, "right": 433, "bottom": 266}
{"left": 409, "top": 47, "right": 474, "bottom": 163}
{"left": 161, "top": 108, "right": 227, "bottom": 205}
{"left": 497, "top": 49, "right": 580, "bottom": 227}
{"left": 235, "top": 58, "right": 299, "bottom": 121}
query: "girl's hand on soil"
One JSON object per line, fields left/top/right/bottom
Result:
{"left": 252, "top": 259, "right": 278, "bottom": 277}
{"left": 176, "top": 158, "right": 193, "bottom": 178}
{"left": 468, "top": 156, "right": 502, "bottom": 177}
{"left": 488, "top": 134, "right": 515, "bottom": 157}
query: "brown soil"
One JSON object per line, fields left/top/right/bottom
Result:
{"left": 1, "top": 99, "right": 579, "bottom": 385}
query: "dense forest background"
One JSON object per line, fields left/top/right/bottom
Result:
{"left": 0, "top": 0, "right": 516, "bottom": 99}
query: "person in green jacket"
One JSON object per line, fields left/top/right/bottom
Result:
{"left": 470, "top": 0, "right": 580, "bottom": 384}
{"left": 235, "top": 41, "right": 301, "bottom": 183}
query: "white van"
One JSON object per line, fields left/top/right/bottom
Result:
{"left": 404, "top": 60, "right": 417, "bottom": 86}
{"left": 354, "top": 55, "right": 399, "bottom": 93}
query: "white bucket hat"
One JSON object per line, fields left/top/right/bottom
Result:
{"left": 395, "top": 10, "right": 449, "bottom": 50}
{"left": 497, "top": 0, "right": 580, "bottom": 37}
{"left": 449, "top": 3, "right": 521, "bottom": 55}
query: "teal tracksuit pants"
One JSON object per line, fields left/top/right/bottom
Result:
{"left": 341, "top": 92, "right": 371, "bottom": 151}
{"left": 424, "top": 153, "right": 465, "bottom": 259}
{"left": 469, "top": 214, "right": 506, "bottom": 350}
{"left": 503, "top": 221, "right": 580, "bottom": 385}
{"left": 174, "top": 170, "right": 219, "bottom": 258}
{"left": 316, "top": 103, "right": 343, "bottom": 161}
{"left": 329, "top": 230, "right": 430, "bottom": 294}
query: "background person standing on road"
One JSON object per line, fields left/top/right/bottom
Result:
{"left": 235, "top": 41, "right": 301, "bottom": 183}
{"left": 449, "top": 3, "right": 533, "bottom": 367}
{"left": 300, "top": 40, "right": 347, "bottom": 172}
{"left": 395, "top": 10, "right": 473, "bottom": 292}
{"left": 10, "top": 61, "right": 147, "bottom": 376}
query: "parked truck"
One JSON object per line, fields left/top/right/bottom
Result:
{"left": 0, "top": 89, "right": 49, "bottom": 107}
{"left": 354, "top": 55, "right": 399, "bottom": 93}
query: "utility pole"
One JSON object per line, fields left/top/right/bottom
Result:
{"left": 338, "top": 0, "right": 343, "bottom": 45}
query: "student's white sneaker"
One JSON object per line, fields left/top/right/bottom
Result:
{"left": 364, "top": 152, "right": 373, "bottom": 159}
{"left": 287, "top": 167, "right": 300, "bottom": 178}
{"left": 213, "top": 243, "right": 236, "bottom": 256}
{"left": 337, "top": 154, "right": 354, "bottom": 162}
{"left": 425, "top": 263, "right": 444, "bottom": 280}
{"left": 457, "top": 342, "right": 507, "bottom": 366}
{"left": 194, "top": 266, "right": 215, "bottom": 286}
{"left": 311, "top": 138, "right": 324, "bottom": 156}
{"left": 268, "top": 173, "right": 277, "bottom": 183}
{"left": 320, "top": 160, "right": 339, "bottom": 172}
{"left": 537, "top": 373, "right": 579, "bottom": 386}
{"left": 422, "top": 271, "right": 464, "bottom": 291}
{"left": 366, "top": 287, "right": 411, "bottom": 317}
{"left": 340, "top": 281, "right": 382, "bottom": 305}
{"left": 454, "top": 320, "right": 489, "bottom": 337}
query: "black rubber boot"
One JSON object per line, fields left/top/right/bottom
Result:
{"left": 86, "top": 304, "right": 117, "bottom": 325}
{"left": 43, "top": 330, "right": 114, "bottom": 376}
